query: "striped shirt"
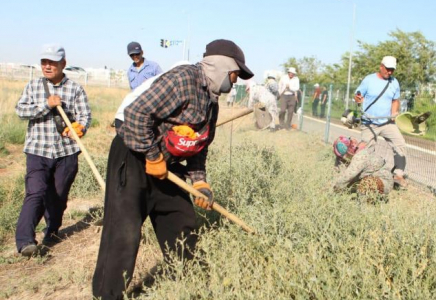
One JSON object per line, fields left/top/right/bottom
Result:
{"left": 15, "top": 76, "right": 92, "bottom": 159}
{"left": 118, "top": 64, "right": 218, "bottom": 182}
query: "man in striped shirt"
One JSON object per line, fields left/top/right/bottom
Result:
{"left": 92, "top": 39, "right": 254, "bottom": 299}
{"left": 15, "top": 44, "right": 92, "bottom": 257}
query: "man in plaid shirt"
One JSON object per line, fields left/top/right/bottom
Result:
{"left": 93, "top": 39, "right": 254, "bottom": 299}
{"left": 15, "top": 44, "right": 91, "bottom": 257}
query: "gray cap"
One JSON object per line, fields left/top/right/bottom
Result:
{"left": 40, "top": 44, "right": 65, "bottom": 61}
{"left": 127, "top": 42, "right": 142, "bottom": 55}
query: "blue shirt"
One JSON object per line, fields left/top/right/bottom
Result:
{"left": 355, "top": 73, "right": 400, "bottom": 125}
{"left": 127, "top": 59, "right": 163, "bottom": 90}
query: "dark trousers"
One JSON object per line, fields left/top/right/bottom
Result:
{"left": 15, "top": 153, "right": 78, "bottom": 252}
{"left": 279, "top": 94, "right": 297, "bottom": 129}
{"left": 312, "top": 98, "right": 320, "bottom": 117}
{"left": 320, "top": 103, "right": 326, "bottom": 118}
{"left": 92, "top": 135, "right": 198, "bottom": 300}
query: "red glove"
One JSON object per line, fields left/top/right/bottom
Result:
{"left": 192, "top": 181, "right": 213, "bottom": 210}
{"left": 145, "top": 153, "right": 167, "bottom": 180}
{"left": 62, "top": 122, "right": 85, "bottom": 138}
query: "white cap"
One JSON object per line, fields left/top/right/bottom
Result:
{"left": 314, "top": 83, "right": 319, "bottom": 87}
{"left": 381, "top": 56, "right": 397, "bottom": 69}
{"left": 40, "top": 44, "right": 65, "bottom": 61}
{"left": 287, "top": 67, "right": 297, "bottom": 75}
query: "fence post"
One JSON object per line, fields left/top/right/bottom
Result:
{"left": 299, "top": 84, "right": 306, "bottom": 131}
{"left": 324, "top": 84, "right": 333, "bottom": 144}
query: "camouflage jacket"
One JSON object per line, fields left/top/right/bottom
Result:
{"left": 334, "top": 148, "right": 394, "bottom": 194}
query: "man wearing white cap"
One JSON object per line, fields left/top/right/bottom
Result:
{"left": 354, "top": 56, "right": 407, "bottom": 188}
{"left": 278, "top": 67, "right": 300, "bottom": 129}
{"left": 15, "top": 44, "right": 92, "bottom": 257}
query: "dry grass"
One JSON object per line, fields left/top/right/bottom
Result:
{"left": 1, "top": 79, "right": 435, "bottom": 299}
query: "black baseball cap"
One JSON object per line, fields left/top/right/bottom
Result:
{"left": 127, "top": 42, "right": 142, "bottom": 55}
{"left": 203, "top": 39, "right": 254, "bottom": 80}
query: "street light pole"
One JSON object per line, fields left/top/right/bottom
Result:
{"left": 345, "top": 3, "right": 356, "bottom": 110}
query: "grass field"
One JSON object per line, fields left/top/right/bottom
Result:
{"left": 0, "top": 79, "right": 435, "bottom": 299}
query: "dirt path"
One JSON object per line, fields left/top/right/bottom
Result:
{"left": 0, "top": 194, "right": 163, "bottom": 299}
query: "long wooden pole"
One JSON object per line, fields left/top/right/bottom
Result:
{"left": 59, "top": 105, "right": 254, "bottom": 232}
{"left": 167, "top": 172, "right": 255, "bottom": 233}
{"left": 216, "top": 108, "right": 253, "bottom": 127}
{"left": 166, "top": 107, "right": 256, "bottom": 233}
{"left": 56, "top": 106, "right": 106, "bottom": 191}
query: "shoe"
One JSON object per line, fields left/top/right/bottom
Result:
{"left": 269, "top": 128, "right": 276, "bottom": 132}
{"left": 42, "top": 232, "right": 62, "bottom": 246}
{"left": 21, "top": 243, "right": 38, "bottom": 257}
{"left": 393, "top": 176, "right": 408, "bottom": 189}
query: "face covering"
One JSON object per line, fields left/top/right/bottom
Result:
{"left": 219, "top": 73, "right": 233, "bottom": 93}
{"left": 200, "top": 55, "right": 239, "bottom": 100}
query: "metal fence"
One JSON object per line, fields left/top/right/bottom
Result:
{"left": 297, "top": 83, "right": 436, "bottom": 192}
{"left": 0, "top": 64, "right": 130, "bottom": 89}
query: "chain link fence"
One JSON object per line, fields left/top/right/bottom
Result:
{"left": 0, "top": 63, "right": 129, "bottom": 89}
{"left": 297, "top": 83, "right": 436, "bottom": 192}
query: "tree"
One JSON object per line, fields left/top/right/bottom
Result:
{"left": 352, "top": 29, "right": 436, "bottom": 90}
{"left": 282, "top": 56, "right": 325, "bottom": 84}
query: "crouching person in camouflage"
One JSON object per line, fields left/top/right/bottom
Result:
{"left": 332, "top": 136, "right": 394, "bottom": 202}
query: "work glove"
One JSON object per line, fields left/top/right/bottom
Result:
{"left": 62, "top": 122, "right": 85, "bottom": 138}
{"left": 192, "top": 181, "right": 213, "bottom": 210}
{"left": 145, "top": 153, "right": 167, "bottom": 180}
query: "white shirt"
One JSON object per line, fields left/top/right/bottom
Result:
{"left": 279, "top": 75, "right": 300, "bottom": 96}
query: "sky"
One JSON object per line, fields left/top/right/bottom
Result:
{"left": 1, "top": 0, "right": 435, "bottom": 82}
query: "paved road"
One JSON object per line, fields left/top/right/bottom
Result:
{"left": 297, "top": 115, "right": 436, "bottom": 190}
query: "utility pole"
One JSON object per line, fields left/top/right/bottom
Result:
{"left": 345, "top": 3, "right": 356, "bottom": 110}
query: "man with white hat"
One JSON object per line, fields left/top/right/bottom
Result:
{"left": 278, "top": 67, "right": 300, "bottom": 129}
{"left": 15, "top": 44, "right": 92, "bottom": 257}
{"left": 354, "top": 55, "right": 407, "bottom": 189}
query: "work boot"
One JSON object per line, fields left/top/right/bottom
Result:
{"left": 21, "top": 243, "right": 38, "bottom": 257}
{"left": 393, "top": 175, "right": 408, "bottom": 189}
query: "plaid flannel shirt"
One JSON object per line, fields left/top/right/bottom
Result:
{"left": 15, "top": 76, "right": 92, "bottom": 159}
{"left": 118, "top": 63, "right": 218, "bottom": 183}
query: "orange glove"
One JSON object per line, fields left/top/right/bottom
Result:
{"left": 62, "top": 122, "right": 85, "bottom": 138}
{"left": 192, "top": 181, "right": 213, "bottom": 210}
{"left": 145, "top": 153, "right": 167, "bottom": 180}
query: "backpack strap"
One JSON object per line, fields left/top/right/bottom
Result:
{"left": 364, "top": 79, "right": 390, "bottom": 113}
{"left": 42, "top": 77, "right": 51, "bottom": 98}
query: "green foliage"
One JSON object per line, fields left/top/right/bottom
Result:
{"left": 352, "top": 29, "right": 435, "bottom": 89}
{"left": 0, "top": 176, "right": 25, "bottom": 246}
{"left": 412, "top": 94, "right": 436, "bottom": 139}
{"left": 90, "top": 117, "right": 100, "bottom": 128}
{"left": 0, "top": 135, "right": 10, "bottom": 157}
{"left": 69, "top": 155, "right": 107, "bottom": 199}
{"left": 282, "top": 56, "right": 326, "bottom": 84}
{"left": 0, "top": 114, "right": 27, "bottom": 145}
{"left": 139, "top": 134, "right": 436, "bottom": 299}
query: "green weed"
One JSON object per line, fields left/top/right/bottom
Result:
{"left": 0, "top": 176, "right": 25, "bottom": 246}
